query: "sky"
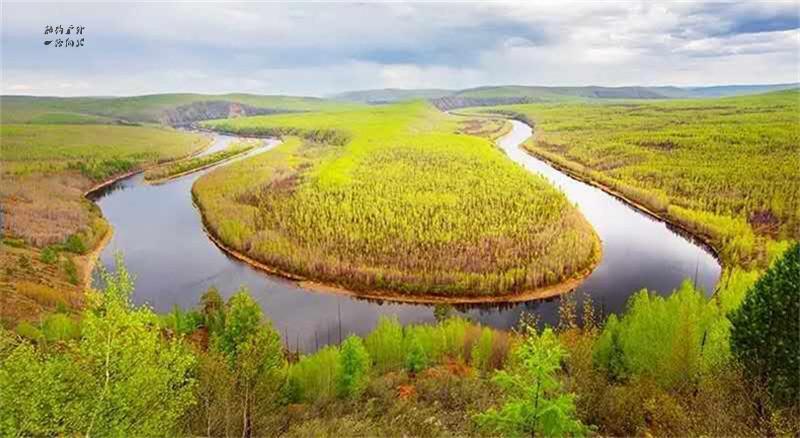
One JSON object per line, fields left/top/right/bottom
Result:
{"left": 2, "top": 1, "right": 799, "bottom": 97}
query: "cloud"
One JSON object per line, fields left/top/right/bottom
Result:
{"left": 1, "top": 1, "right": 798, "bottom": 96}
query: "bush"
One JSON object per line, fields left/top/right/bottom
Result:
{"left": 287, "top": 346, "right": 340, "bottom": 402}
{"left": 475, "top": 327, "right": 587, "bottom": 436}
{"left": 161, "top": 306, "right": 203, "bottom": 336}
{"left": 405, "top": 333, "right": 428, "bottom": 375}
{"left": 63, "top": 258, "right": 79, "bottom": 285}
{"left": 730, "top": 243, "right": 800, "bottom": 407}
{"left": 63, "top": 235, "right": 87, "bottom": 254}
{"left": 364, "top": 316, "right": 404, "bottom": 373}
{"left": 40, "top": 246, "right": 59, "bottom": 265}
{"left": 470, "top": 327, "right": 494, "bottom": 374}
{"left": 200, "top": 286, "right": 225, "bottom": 334}
{"left": 15, "top": 322, "right": 43, "bottom": 341}
{"left": 593, "top": 281, "right": 730, "bottom": 390}
{"left": 337, "top": 335, "right": 371, "bottom": 399}
{"left": 41, "top": 314, "right": 80, "bottom": 342}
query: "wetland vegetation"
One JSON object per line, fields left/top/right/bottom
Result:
{"left": 196, "top": 102, "right": 600, "bottom": 298}
{"left": 144, "top": 138, "right": 261, "bottom": 183}
{"left": 472, "top": 90, "right": 800, "bottom": 269}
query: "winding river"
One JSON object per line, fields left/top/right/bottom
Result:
{"left": 90, "top": 121, "right": 720, "bottom": 351}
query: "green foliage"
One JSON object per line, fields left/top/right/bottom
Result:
{"left": 481, "top": 91, "right": 800, "bottom": 267}
{"left": 730, "top": 243, "right": 800, "bottom": 407}
{"left": 1, "top": 123, "right": 207, "bottom": 177}
{"left": 476, "top": 327, "right": 587, "bottom": 437}
{"left": 63, "top": 234, "right": 87, "bottom": 254}
{"left": 41, "top": 313, "right": 80, "bottom": 342}
{"left": 40, "top": 246, "right": 59, "bottom": 264}
{"left": 287, "top": 345, "right": 341, "bottom": 402}
{"left": 15, "top": 322, "right": 43, "bottom": 341}
{"left": 337, "top": 335, "right": 371, "bottom": 399}
{"left": 71, "top": 157, "right": 137, "bottom": 181}
{"left": 471, "top": 327, "right": 494, "bottom": 374}
{"left": 63, "top": 258, "right": 79, "bottom": 285}
{"left": 593, "top": 281, "right": 731, "bottom": 389}
{"left": 364, "top": 316, "right": 405, "bottom": 373}
{"left": 214, "top": 288, "right": 263, "bottom": 363}
{"left": 405, "top": 333, "right": 429, "bottom": 375}
{"left": 196, "top": 102, "right": 599, "bottom": 297}
{"left": 161, "top": 305, "right": 203, "bottom": 336}
{"left": 144, "top": 139, "right": 259, "bottom": 182}
{"left": 0, "top": 254, "right": 196, "bottom": 436}
{"left": 200, "top": 286, "right": 225, "bottom": 334}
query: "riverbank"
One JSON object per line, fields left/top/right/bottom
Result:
{"left": 192, "top": 116, "right": 603, "bottom": 304}
{"left": 80, "top": 134, "right": 215, "bottom": 289}
{"left": 455, "top": 111, "right": 725, "bottom": 290}
{"left": 198, "top": 204, "right": 602, "bottom": 304}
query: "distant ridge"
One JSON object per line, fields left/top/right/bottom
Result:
{"left": 331, "top": 83, "right": 800, "bottom": 107}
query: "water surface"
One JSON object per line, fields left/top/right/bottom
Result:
{"left": 92, "top": 122, "right": 720, "bottom": 351}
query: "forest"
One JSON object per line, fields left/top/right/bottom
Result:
{"left": 0, "top": 88, "right": 797, "bottom": 437}
{"left": 196, "top": 102, "right": 600, "bottom": 298}
{"left": 1, "top": 245, "right": 797, "bottom": 436}
{"left": 472, "top": 90, "right": 800, "bottom": 269}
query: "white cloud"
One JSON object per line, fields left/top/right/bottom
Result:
{"left": 1, "top": 1, "right": 798, "bottom": 96}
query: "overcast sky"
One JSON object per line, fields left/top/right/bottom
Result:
{"left": 2, "top": 1, "right": 799, "bottom": 97}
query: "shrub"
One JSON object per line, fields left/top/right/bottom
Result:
{"left": 470, "top": 327, "right": 494, "bottom": 374}
{"left": 15, "top": 322, "right": 43, "bottom": 341}
{"left": 475, "top": 327, "right": 587, "bottom": 436}
{"left": 593, "top": 281, "right": 730, "bottom": 390}
{"left": 161, "top": 306, "right": 203, "bottom": 336}
{"left": 41, "top": 314, "right": 80, "bottom": 342}
{"left": 287, "top": 346, "right": 341, "bottom": 402}
{"left": 200, "top": 286, "right": 225, "bottom": 334}
{"left": 730, "top": 243, "right": 800, "bottom": 407}
{"left": 364, "top": 316, "right": 404, "bottom": 373}
{"left": 63, "top": 234, "right": 87, "bottom": 254}
{"left": 405, "top": 333, "right": 428, "bottom": 375}
{"left": 63, "top": 258, "right": 79, "bottom": 285}
{"left": 40, "top": 246, "right": 59, "bottom": 264}
{"left": 337, "top": 335, "right": 371, "bottom": 399}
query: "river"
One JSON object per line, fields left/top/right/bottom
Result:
{"left": 90, "top": 121, "right": 720, "bottom": 351}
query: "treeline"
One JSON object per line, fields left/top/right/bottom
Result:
{"left": 210, "top": 122, "right": 352, "bottom": 146}
{"left": 483, "top": 91, "right": 800, "bottom": 269}
{"left": 1, "top": 244, "right": 797, "bottom": 436}
{"left": 144, "top": 139, "right": 259, "bottom": 182}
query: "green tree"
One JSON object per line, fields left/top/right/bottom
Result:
{"left": 730, "top": 243, "right": 800, "bottom": 407}
{"left": 215, "top": 288, "right": 262, "bottom": 363}
{"left": 201, "top": 286, "right": 225, "bottom": 334}
{"left": 476, "top": 327, "right": 587, "bottom": 437}
{"left": 405, "top": 332, "right": 428, "bottom": 375}
{"left": 337, "top": 335, "right": 371, "bottom": 399}
{"left": 236, "top": 325, "right": 284, "bottom": 437}
{"left": 0, "top": 254, "right": 197, "bottom": 436}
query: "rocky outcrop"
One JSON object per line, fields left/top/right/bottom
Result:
{"left": 430, "top": 96, "right": 537, "bottom": 111}
{"left": 161, "top": 101, "right": 294, "bottom": 126}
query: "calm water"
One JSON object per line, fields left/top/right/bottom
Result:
{"left": 91, "top": 121, "right": 720, "bottom": 351}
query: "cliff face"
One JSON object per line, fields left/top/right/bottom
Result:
{"left": 161, "top": 101, "right": 293, "bottom": 126}
{"left": 429, "top": 96, "right": 536, "bottom": 111}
